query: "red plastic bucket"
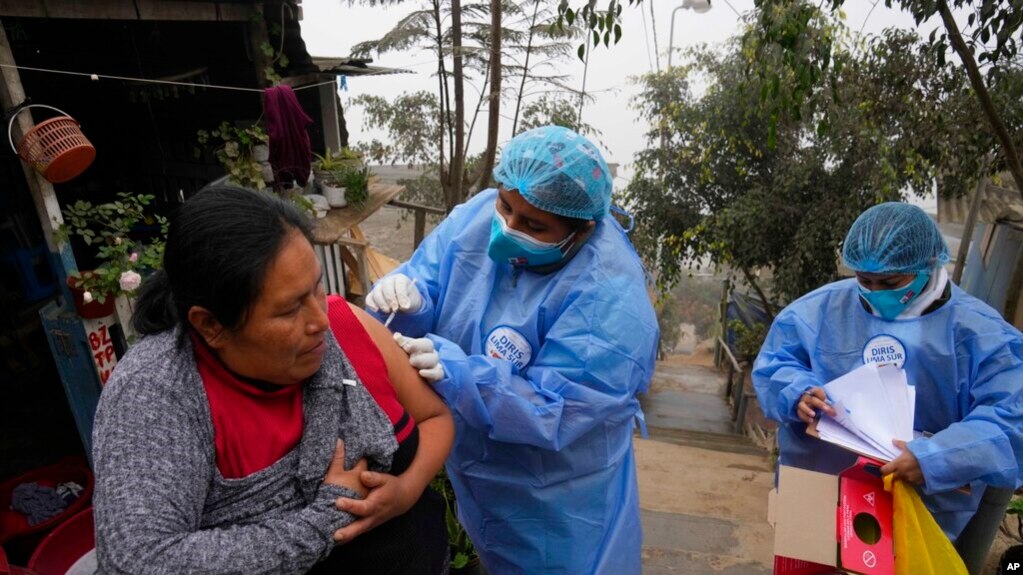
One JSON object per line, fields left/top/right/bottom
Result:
{"left": 27, "top": 507, "right": 94, "bottom": 575}
{"left": 0, "top": 456, "right": 93, "bottom": 560}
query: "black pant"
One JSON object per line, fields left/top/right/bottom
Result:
{"left": 308, "top": 487, "right": 449, "bottom": 575}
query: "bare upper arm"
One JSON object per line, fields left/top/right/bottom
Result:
{"left": 348, "top": 302, "right": 449, "bottom": 424}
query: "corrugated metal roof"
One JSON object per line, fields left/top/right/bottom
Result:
{"left": 309, "top": 56, "right": 412, "bottom": 77}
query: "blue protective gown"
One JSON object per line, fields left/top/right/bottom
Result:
{"left": 752, "top": 278, "right": 1023, "bottom": 540}
{"left": 372, "top": 188, "right": 659, "bottom": 574}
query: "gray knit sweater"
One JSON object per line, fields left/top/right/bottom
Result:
{"left": 92, "top": 329, "right": 398, "bottom": 574}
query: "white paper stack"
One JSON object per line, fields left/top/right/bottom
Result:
{"left": 815, "top": 363, "right": 915, "bottom": 462}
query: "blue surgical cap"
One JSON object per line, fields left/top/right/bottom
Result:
{"left": 842, "top": 202, "right": 951, "bottom": 274}
{"left": 492, "top": 126, "right": 612, "bottom": 220}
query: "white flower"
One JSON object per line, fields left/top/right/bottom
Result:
{"left": 82, "top": 291, "right": 94, "bottom": 304}
{"left": 119, "top": 270, "right": 142, "bottom": 292}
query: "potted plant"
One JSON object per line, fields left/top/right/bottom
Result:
{"left": 1000, "top": 497, "right": 1023, "bottom": 574}
{"left": 196, "top": 121, "right": 270, "bottom": 190}
{"left": 430, "top": 470, "right": 483, "bottom": 575}
{"left": 312, "top": 152, "right": 348, "bottom": 208}
{"left": 313, "top": 148, "right": 363, "bottom": 187}
{"left": 56, "top": 192, "right": 168, "bottom": 319}
{"left": 338, "top": 164, "right": 371, "bottom": 208}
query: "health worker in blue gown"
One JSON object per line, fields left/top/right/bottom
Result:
{"left": 753, "top": 202, "right": 1023, "bottom": 540}
{"left": 364, "top": 126, "right": 659, "bottom": 574}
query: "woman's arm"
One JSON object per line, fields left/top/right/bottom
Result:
{"left": 333, "top": 303, "right": 455, "bottom": 542}
{"left": 93, "top": 362, "right": 364, "bottom": 574}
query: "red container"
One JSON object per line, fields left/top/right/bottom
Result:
{"left": 28, "top": 508, "right": 94, "bottom": 575}
{"left": 0, "top": 457, "right": 93, "bottom": 560}
{"left": 65, "top": 275, "right": 114, "bottom": 319}
{"left": 0, "top": 547, "right": 38, "bottom": 575}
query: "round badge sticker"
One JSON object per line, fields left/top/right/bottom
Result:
{"left": 862, "top": 335, "right": 907, "bottom": 368}
{"left": 485, "top": 326, "right": 533, "bottom": 370}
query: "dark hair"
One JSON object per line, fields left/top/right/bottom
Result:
{"left": 132, "top": 185, "right": 314, "bottom": 336}
{"left": 557, "top": 214, "right": 593, "bottom": 231}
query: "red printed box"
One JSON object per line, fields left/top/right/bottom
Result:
{"left": 768, "top": 457, "right": 894, "bottom": 575}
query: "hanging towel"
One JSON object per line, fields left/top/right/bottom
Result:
{"left": 263, "top": 85, "right": 313, "bottom": 186}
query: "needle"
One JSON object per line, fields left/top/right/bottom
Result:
{"left": 383, "top": 277, "right": 417, "bottom": 329}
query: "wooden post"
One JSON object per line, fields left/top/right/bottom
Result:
{"left": 319, "top": 81, "right": 342, "bottom": 153}
{"left": 414, "top": 209, "right": 426, "bottom": 250}
{"left": 0, "top": 18, "right": 77, "bottom": 276}
{"left": 953, "top": 175, "right": 988, "bottom": 284}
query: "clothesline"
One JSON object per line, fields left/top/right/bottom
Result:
{"left": 0, "top": 63, "right": 337, "bottom": 93}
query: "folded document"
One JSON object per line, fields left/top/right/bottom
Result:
{"left": 811, "top": 363, "right": 915, "bottom": 462}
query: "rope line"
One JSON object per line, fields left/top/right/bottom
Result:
{"left": 0, "top": 63, "right": 337, "bottom": 93}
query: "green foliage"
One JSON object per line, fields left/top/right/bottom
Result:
{"left": 57, "top": 192, "right": 168, "bottom": 302}
{"left": 313, "top": 148, "right": 363, "bottom": 172}
{"left": 728, "top": 319, "right": 768, "bottom": 363}
{"left": 517, "top": 93, "right": 600, "bottom": 138}
{"left": 429, "top": 469, "right": 477, "bottom": 569}
{"left": 351, "top": 0, "right": 582, "bottom": 207}
{"left": 655, "top": 275, "right": 724, "bottom": 356}
{"left": 354, "top": 92, "right": 442, "bottom": 170}
{"left": 553, "top": 0, "right": 629, "bottom": 59}
{"left": 339, "top": 165, "right": 372, "bottom": 207}
{"left": 625, "top": 12, "right": 1011, "bottom": 303}
{"left": 655, "top": 293, "right": 682, "bottom": 358}
{"left": 197, "top": 122, "right": 269, "bottom": 191}
{"left": 748, "top": 0, "right": 1023, "bottom": 192}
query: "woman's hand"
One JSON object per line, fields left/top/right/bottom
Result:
{"left": 332, "top": 471, "right": 417, "bottom": 543}
{"left": 796, "top": 387, "right": 836, "bottom": 425}
{"left": 323, "top": 440, "right": 370, "bottom": 498}
{"left": 880, "top": 439, "right": 925, "bottom": 486}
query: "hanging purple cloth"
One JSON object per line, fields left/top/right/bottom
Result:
{"left": 263, "top": 85, "right": 313, "bottom": 185}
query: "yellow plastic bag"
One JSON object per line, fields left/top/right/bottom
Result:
{"left": 883, "top": 475, "right": 968, "bottom": 575}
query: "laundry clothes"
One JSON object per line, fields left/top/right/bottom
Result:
{"left": 753, "top": 278, "right": 1023, "bottom": 540}
{"left": 373, "top": 188, "right": 659, "bottom": 574}
{"left": 263, "top": 85, "right": 313, "bottom": 186}
{"left": 11, "top": 482, "right": 67, "bottom": 526}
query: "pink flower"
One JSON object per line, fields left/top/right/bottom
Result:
{"left": 129, "top": 252, "right": 139, "bottom": 263}
{"left": 119, "top": 270, "right": 142, "bottom": 292}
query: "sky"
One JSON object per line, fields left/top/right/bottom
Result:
{"left": 300, "top": 0, "right": 952, "bottom": 206}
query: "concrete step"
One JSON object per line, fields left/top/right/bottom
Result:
{"left": 641, "top": 509, "right": 773, "bottom": 575}
{"left": 641, "top": 425, "right": 766, "bottom": 456}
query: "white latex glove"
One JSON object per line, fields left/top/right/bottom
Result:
{"left": 365, "top": 273, "right": 423, "bottom": 315}
{"left": 393, "top": 333, "right": 444, "bottom": 383}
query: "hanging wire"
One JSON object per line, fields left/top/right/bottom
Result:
{"left": 649, "top": 0, "right": 661, "bottom": 73}
{"left": 0, "top": 63, "right": 337, "bottom": 92}
{"left": 640, "top": 0, "right": 655, "bottom": 72}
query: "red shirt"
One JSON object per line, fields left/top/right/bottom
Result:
{"left": 195, "top": 297, "right": 413, "bottom": 479}
{"left": 192, "top": 333, "right": 304, "bottom": 479}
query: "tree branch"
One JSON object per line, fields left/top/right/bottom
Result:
{"left": 475, "top": 0, "right": 503, "bottom": 195}
{"left": 741, "top": 267, "right": 775, "bottom": 322}
{"left": 937, "top": 0, "right": 1023, "bottom": 198}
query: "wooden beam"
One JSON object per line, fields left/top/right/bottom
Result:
{"left": 319, "top": 81, "right": 341, "bottom": 153}
{"left": 0, "top": 1, "right": 256, "bottom": 21}
{"left": 0, "top": 17, "right": 77, "bottom": 275}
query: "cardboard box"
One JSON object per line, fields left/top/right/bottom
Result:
{"left": 767, "top": 457, "right": 894, "bottom": 575}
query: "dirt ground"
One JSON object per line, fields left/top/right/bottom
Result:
{"left": 635, "top": 438, "right": 776, "bottom": 570}
{"left": 356, "top": 204, "right": 438, "bottom": 264}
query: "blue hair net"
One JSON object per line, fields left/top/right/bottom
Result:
{"left": 492, "top": 126, "right": 612, "bottom": 220}
{"left": 842, "top": 202, "right": 951, "bottom": 273}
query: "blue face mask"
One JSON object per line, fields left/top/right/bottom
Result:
{"left": 858, "top": 272, "right": 931, "bottom": 320}
{"left": 487, "top": 212, "right": 577, "bottom": 267}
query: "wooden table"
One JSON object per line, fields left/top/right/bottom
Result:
{"left": 312, "top": 183, "right": 405, "bottom": 244}
{"left": 311, "top": 183, "right": 405, "bottom": 300}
